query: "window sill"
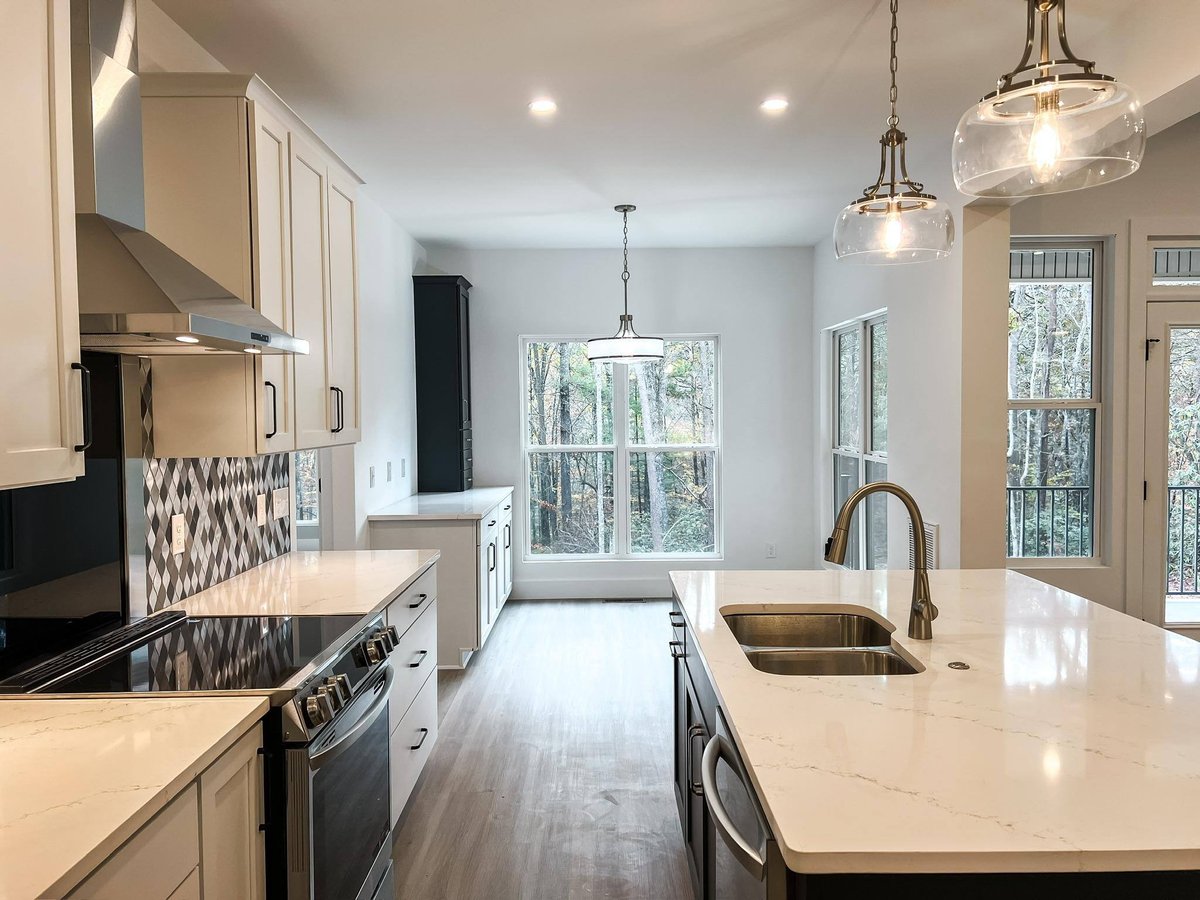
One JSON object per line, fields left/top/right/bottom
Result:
{"left": 1007, "top": 557, "right": 1105, "bottom": 570}
{"left": 523, "top": 554, "right": 724, "bottom": 564}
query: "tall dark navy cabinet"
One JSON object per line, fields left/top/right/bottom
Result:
{"left": 413, "top": 275, "right": 474, "bottom": 492}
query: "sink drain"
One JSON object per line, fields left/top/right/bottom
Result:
{"left": 947, "top": 661, "right": 971, "bottom": 670}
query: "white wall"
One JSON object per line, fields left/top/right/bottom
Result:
{"left": 327, "top": 195, "right": 425, "bottom": 549}
{"left": 424, "top": 247, "right": 815, "bottom": 599}
{"left": 137, "top": 0, "right": 226, "bottom": 73}
{"left": 811, "top": 223, "right": 967, "bottom": 570}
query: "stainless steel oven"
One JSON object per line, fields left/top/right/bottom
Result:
{"left": 702, "top": 708, "right": 789, "bottom": 900}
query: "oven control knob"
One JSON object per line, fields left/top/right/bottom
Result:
{"left": 304, "top": 693, "right": 331, "bottom": 728}
{"left": 386, "top": 625, "right": 401, "bottom": 647}
{"left": 317, "top": 684, "right": 343, "bottom": 713}
{"left": 379, "top": 628, "right": 397, "bottom": 652}
{"left": 365, "top": 637, "right": 387, "bottom": 664}
{"left": 325, "top": 674, "right": 351, "bottom": 704}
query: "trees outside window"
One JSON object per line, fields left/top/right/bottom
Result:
{"left": 831, "top": 315, "right": 888, "bottom": 570}
{"left": 1007, "top": 244, "right": 1101, "bottom": 559}
{"left": 293, "top": 449, "right": 319, "bottom": 524}
{"left": 523, "top": 338, "right": 719, "bottom": 558}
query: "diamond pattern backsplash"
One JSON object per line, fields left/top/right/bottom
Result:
{"left": 145, "top": 454, "right": 290, "bottom": 612}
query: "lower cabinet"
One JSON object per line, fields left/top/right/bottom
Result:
{"left": 672, "top": 606, "right": 714, "bottom": 900}
{"left": 68, "top": 724, "right": 263, "bottom": 900}
{"left": 386, "top": 587, "right": 439, "bottom": 826}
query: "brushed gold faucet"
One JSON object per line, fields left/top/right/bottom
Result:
{"left": 824, "top": 482, "right": 938, "bottom": 641}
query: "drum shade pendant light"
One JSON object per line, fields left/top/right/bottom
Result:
{"left": 953, "top": 0, "right": 1145, "bottom": 198}
{"left": 833, "top": 0, "right": 954, "bottom": 265}
{"left": 586, "top": 205, "right": 664, "bottom": 363}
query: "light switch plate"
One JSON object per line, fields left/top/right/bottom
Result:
{"left": 272, "top": 487, "right": 289, "bottom": 520}
{"left": 386, "top": 461, "right": 392, "bottom": 483}
{"left": 256, "top": 493, "right": 268, "bottom": 527}
{"left": 369, "top": 465, "right": 375, "bottom": 488}
{"left": 170, "top": 514, "right": 187, "bottom": 555}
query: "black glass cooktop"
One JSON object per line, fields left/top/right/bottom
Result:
{"left": 28, "top": 614, "right": 365, "bottom": 695}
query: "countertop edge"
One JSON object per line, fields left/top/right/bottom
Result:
{"left": 40, "top": 696, "right": 268, "bottom": 899}
{"left": 778, "top": 847, "right": 1200, "bottom": 875}
{"left": 366, "top": 487, "right": 515, "bottom": 522}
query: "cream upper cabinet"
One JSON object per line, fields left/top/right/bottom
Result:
{"left": 289, "top": 132, "right": 335, "bottom": 449}
{"left": 327, "top": 168, "right": 361, "bottom": 443}
{"left": 0, "top": 0, "right": 84, "bottom": 490}
{"left": 139, "top": 74, "right": 363, "bottom": 456}
{"left": 250, "top": 101, "right": 297, "bottom": 454}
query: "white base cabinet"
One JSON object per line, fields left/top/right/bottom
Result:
{"left": 370, "top": 490, "right": 514, "bottom": 669}
{"left": 68, "top": 724, "right": 264, "bottom": 900}
{"left": 384, "top": 569, "right": 439, "bottom": 825}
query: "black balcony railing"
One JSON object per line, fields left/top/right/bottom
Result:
{"left": 1168, "top": 486, "right": 1200, "bottom": 595}
{"left": 1007, "top": 486, "right": 1093, "bottom": 558}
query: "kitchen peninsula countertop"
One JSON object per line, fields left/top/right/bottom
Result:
{"left": 367, "top": 486, "right": 514, "bottom": 521}
{"left": 161, "top": 548, "right": 439, "bottom": 618}
{"left": 670, "top": 568, "right": 1200, "bottom": 875}
{"left": 0, "top": 696, "right": 267, "bottom": 900}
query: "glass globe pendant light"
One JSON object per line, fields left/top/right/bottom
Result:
{"left": 833, "top": 0, "right": 954, "bottom": 265}
{"left": 953, "top": 0, "right": 1145, "bottom": 198}
{"left": 586, "top": 205, "right": 664, "bottom": 362}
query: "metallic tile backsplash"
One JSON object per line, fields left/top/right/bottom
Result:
{"left": 144, "top": 454, "right": 291, "bottom": 612}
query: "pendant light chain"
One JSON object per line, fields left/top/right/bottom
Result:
{"left": 621, "top": 208, "right": 630, "bottom": 317}
{"left": 887, "top": 0, "right": 899, "bottom": 128}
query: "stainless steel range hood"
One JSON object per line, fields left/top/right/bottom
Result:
{"left": 71, "top": 0, "right": 306, "bottom": 356}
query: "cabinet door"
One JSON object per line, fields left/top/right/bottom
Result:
{"left": 198, "top": 726, "right": 265, "bottom": 900}
{"left": 500, "top": 502, "right": 514, "bottom": 605}
{"left": 249, "top": 101, "right": 295, "bottom": 454}
{"left": 326, "top": 168, "right": 361, "bottom": 444}
{"left": 478, "top": 536, "right": 494, "bottom": 647}
{"left": 0, "top": 0, "right": 83, "bottom": 490}
{"left": 289, "top": 133, "right": 334, "bottom": 449}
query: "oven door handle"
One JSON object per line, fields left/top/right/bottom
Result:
{"left": 309, "top": 665, "right": 394, "bottom": 771}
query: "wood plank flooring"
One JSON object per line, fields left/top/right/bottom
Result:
{"left": 392, "top": 599, "right": 694, "bottom": 900}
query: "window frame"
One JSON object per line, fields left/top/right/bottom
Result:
{"left": 1006, "top": 238, "right": 1104, "bottom": 565}
{"left": 830, "top": 313, "right": 888, "bottom": 570}
{"left": 520, "top": 334, "right": 723, "bottom": 562}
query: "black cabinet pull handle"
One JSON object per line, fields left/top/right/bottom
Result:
{"left": 72, "top": 362, "right": 92, "bottom": 452}
{"left": 669, "top": 639, "right": 684, "bottom": 659}
{"left": 408, "top": 592, "right": 429, "bottom": 610}
{"left": 688, "top": 725, "right": 707, "bottom": 796}
{"left": 503, "top": 504, "right": 511, "bottom": 511}
{"left": 410, "top": 727, "right": 430, "bottom": 751}
{"left": 330, "top": 386, "right": 345, "bottom": 433}
{"left": 488, "top": 519, "right": 496, "bottom": 526}
{"left": 264, "top": 380, "right": 278, "bottom": 439}
{"left": 488, "top": 542, "right": 496, "bottom": 572}
{"left": 504, "top": 524, "right": 511, "bottom": 549}
{"left": 408, "top": 649, "right": 429, "bottom": 669}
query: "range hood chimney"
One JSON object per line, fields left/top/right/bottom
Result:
{"left": 71, "top": 0, "right": 306, "bottom": 356}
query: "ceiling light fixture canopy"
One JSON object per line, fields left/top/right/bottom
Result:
{"left": 953, "top": 0, "right": 1145, "bottom": 198}
{"left": 833, "top": 0, "right": 954, "bottom": 265}
{"left": 586, "top": 205, "right": 663, "bottom": 363}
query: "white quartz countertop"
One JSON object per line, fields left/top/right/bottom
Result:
{"left": 368, "top": 487, "right": 514, "bottom": 521}
{"left": 161, "top": 549, "right": 439, "bottom": 618}
{"left": 670, "top": 568, "right": 1200, "bottom": 875}
{"left": 0, "top": 696, "right": 267, "bottom": 900}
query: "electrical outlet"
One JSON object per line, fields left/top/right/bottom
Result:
{"left": 272, "top": 487, "right": 289, "bottom": 520}
{"left": 766, "top": 542, "right": 777, "bottom": 559}
{"left": 256, "top": 494, "right": 267, "bottom": 526}
{"left": 369, "top": 465, "right": 375, "bottom": 488}
{"left": 170, "top": 514, "right": 187, "bottom": 555}
{"left": 386, "top": 461, "right": 392, "bottom": 483}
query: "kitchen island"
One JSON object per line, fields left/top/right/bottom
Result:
{"left": 670, "top": 568, "right": 1200, "bottom": 898}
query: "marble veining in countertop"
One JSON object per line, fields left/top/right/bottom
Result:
{"left": 368, "top": 487, "right": 514, "bottom": 521}
{"left": 671, "top": 567, "right": 1200, "bottom": 875}
{"left": 160, "top": 549, "right": 439, "bottom": 618}
{"left": 0, "top": 696, "right": 267, "bottom": 900}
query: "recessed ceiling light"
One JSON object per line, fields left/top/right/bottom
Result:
{"left": 760, "top": 97, "right": 789, "bottom": 114}
{"left": 529, "top": 98, "right": 558, "bottom": 116}
{"left": 175, "top": 335, "right": 200, "bottom": 344}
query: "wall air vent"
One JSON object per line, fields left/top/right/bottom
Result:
{"left": 908, "top": 521, "right": 939, "bottom": 570}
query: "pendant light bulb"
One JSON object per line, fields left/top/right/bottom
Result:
{"left": 953, "top": 0, "right": 1144, "bottom": 198}
{"left": 833, "top": 0, "right": 953, "bottom": 264}
{"left": 1027, "top": 89, "right": 1063, "bottom": 183}
{"left": 586, "top": 205, "right": 664, "bottom": 363}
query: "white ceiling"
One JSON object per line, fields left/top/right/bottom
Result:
{"left": 155, "top": 0, "right": 1148, "bottom": 248}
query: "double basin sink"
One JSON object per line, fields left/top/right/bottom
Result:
{"left": 724, "top": 611, "right": 921, "bottom": 676}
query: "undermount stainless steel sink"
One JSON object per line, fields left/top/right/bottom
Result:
{"left": 722, "top": 610, "right": 920, "bottom": 676}
{"left": 723, "top": 612, "right": 893, "bottom": 649}
{"left": 743, "top": 647, "right": 919, "bottom": 676}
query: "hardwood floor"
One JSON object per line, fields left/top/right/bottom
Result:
{"left": 392, "top": 599, "right": 694, "bottom": 900}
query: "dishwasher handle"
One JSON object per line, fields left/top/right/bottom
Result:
{"left": 701, "top": 733, "right": 766, "bottom": 881}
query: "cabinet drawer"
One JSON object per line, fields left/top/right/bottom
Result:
{"left": 480, "top": 508, "right": 500, "bottom": 544}
{"left": 385, "top": 566, "right": 437, "bottom": 636}
{"left": 388, "top": 600, "right": 437, "bottom": 731}
{"left": 389, "top": 668, "right": 438, "bottom": 825}
{"left": 69, "top": 785, "right": 199, "bottom": 899}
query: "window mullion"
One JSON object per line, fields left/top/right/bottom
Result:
{"left": 613, "top": 363, "right": 630, "bottom": 557}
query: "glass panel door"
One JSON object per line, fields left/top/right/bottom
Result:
{"left": 1145, "top": 303, "right": 1200, "bottom": 626}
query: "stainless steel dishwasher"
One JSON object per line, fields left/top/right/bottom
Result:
{"left": 701, "top": 708, "right": 789, "bottom": 900}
